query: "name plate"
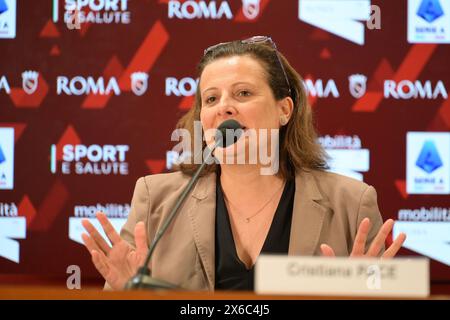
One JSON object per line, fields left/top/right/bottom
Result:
{"left": 255, "top": 256, "right": 429, "bottom": 298}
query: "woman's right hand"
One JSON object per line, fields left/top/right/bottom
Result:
{"left": 81, "top": 212, "right": 148, "bottom": 290}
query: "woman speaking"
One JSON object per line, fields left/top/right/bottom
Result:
{"left": 80, "top": 36, "right": 406, "bottom": 291}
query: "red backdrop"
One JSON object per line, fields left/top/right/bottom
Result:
{"left": 0, "top": 0, "right": 449, "bottom": 292}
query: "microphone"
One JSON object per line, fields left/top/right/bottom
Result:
{"left": 125, "top": 119, "right": 243, "bottom": 290}
{"left": 214, "top": 118, "right": 243, "bottom": 147}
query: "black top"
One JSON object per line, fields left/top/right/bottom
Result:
{"left": 214, "top": 175, "right": 295, "bottom": 291}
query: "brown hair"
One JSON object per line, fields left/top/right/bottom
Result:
{"left": 176, "top": 39, "right": 328, "bottom": 179}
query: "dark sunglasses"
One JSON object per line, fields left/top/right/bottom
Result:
{"left": 203, "top": 36, "right": 293, "bottom": 100}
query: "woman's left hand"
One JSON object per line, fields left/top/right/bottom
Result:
{"left": 320, "top": 218, "right": 407, "bottom": 258}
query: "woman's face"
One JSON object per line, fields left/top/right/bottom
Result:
{"left": 199, "top": 55, "right": 291, "bottom": 162}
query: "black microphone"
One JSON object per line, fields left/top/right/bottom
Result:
{"left": 125, "top": 119, "right": 243, "bottom": 290}
{"left": 214, "top": 118, "right": 243, "bottom": 147}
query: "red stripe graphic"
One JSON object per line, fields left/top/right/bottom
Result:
{"left": 81, "top": 20, "right": 169, "bottom": 109}
{"left": 353, "top": 44, "right": 438, "bottom": 112}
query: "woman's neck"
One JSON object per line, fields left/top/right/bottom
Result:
{"left": 219, "top": 164, "right": 285, "bottom": 203}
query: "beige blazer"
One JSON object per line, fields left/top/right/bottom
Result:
{"left": 116, "top": 169, "right": 384, "bottom": 291}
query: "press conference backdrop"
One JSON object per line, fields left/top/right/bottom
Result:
{"left": 0, "top": 0, "right": 449, "bottom": 289}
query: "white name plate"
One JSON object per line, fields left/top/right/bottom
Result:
{"left": 255, "top": 256, "right": 429, "bottom": 298}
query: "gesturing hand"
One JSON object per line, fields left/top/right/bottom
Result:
{"left": 320, "top": 218, "right": 407, "bottom": 258}
{"left": 81, "top": 212, "right": 148, "bottom": 290}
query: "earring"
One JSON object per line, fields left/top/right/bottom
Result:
{"left": 280, "top": 116, "right": 288, "bottom": 126}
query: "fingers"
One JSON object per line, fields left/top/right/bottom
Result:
{"left": 81, "top": 232, "right": 114, "bottom": 282}
{"left": 320, "top": 244, "right": 336, "bottom": 257}
{"left": 351, "top": 218, "right": 371, "bottom": 257}
{"left": 320, "top": 220, "right": 405, "bottom": 259}
{"left": 134, "top": 222, "right": 148, "bottom": 258}
{"left": 96, "top": 212, "right": 122, "bottom": 245}
{"left": 382, "top": 232, "right": 407, "bottom": 258}
{"left": 91, "top": 249, "right": 111, "bottom": 280}
{"left": 92, "top": 249, "right": 122, "bottom": 289}
{"left": 81, "top": 232, "right": 101, "bottom": 253}
{"left": 366, "top": 219, "right": 395, "bottom": 257}
{"left": 82, "top": 218, "right": 111, "bottom": 254}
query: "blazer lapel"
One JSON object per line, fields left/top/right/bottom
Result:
{"left": 186, "top": 172, "right": 216, "bottom": 290}
{"left": 288, "top": 170, "right": 331, "bottom": 256}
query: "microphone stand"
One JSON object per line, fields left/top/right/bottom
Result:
{"left": 124, "top": 140, "right": 221, "bottom": 290}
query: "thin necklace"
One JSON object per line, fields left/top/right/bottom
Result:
{"left": 223, "top": 181, "right": 286, "bottom": 223}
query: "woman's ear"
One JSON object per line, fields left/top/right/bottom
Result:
{"left": 277, "top": 96, "right": 294, "bottom": 124}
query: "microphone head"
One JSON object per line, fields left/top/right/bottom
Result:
{"left": 215, "top": 119, "right": 243, "bottom": 148}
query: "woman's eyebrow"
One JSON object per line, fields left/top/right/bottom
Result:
{"left": 232, "top": 81, "right": 254, "bottom": 87}
{"left": 201, "top": 87, "right": 218, "bottom": 95}
{"left": 201, "top": 82, "right": 256, "bottom": 95}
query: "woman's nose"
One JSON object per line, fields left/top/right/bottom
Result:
{"left": 217, "top": 94, "right": 236, "bottom": 117}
